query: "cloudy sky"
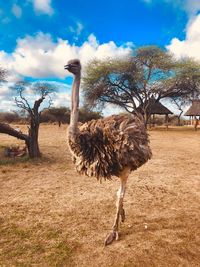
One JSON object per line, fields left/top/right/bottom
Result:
{"left": 0, "top": 0, "right": 200, "bottom": 114}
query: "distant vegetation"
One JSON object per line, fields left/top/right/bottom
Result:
{"left": 0, "top": 112, "right": 22, "bottom": 124}
{"left": 0, "top": 108, "right": 102, "bottom": 125}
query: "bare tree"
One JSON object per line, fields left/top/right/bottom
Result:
{"left": 0, "top": 81, "right": 54, "bottom": 158}
{"left": 12, "top": 81, "right": 54, "bottom": 158}
{"left": 0, "top": 82, "right": 55, "bottom": 158}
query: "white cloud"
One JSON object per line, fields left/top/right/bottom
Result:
{"left": 69, "top": 21, "right": 84, "bottom": 37}
{"left": 53, "top": 92, "right": 71, "bottom": 108}
{"left": 184, "top": 0, "right": 200, "bottom": 16}
{"left": 167, "top": 14, "right": 200, "bottom": 61}
{"left": 0, "top": 84, "right": 13, "bottom": 99}
{"left": 142, "top": 0, "right": 200, "bottom": 16}
{"left": 0, "top": 82, "right": 16, "bottom": 112}
{"left": 0, "top": 81, "right": 70, "bottom": 112}
{"left": 0, "top": 33, "right": 133, "bottom": 112}
{"left": 0, "top": 51, "right": 22, "bottom": 82}
{"left": 0, "top": 32, "right": 133, "bottom": 80}
{"left": 32, "top": 0, "right": 53, "bottom": 15}
{"left": 12, "top": 4, "right": 22, "bottom": 18}
{"left": 102, "top": 104, "right": 124, "bottom": 116}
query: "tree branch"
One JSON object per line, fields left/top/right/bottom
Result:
{"left": 0, "top": 123, "right": 29, "bottom": 142}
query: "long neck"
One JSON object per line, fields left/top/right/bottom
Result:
{"left": 69, "top": 72, "right": 81, "bottom": 136}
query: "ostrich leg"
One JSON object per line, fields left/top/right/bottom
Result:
{"left": 105, "top": 168, "right": 130, "bottom": 246}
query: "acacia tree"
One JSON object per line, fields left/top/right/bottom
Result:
{"left": 170, "top": 59, "right": 200, "bottom": 126}
{"left": 83, "top": 46, "right": 200, "bottom": 125}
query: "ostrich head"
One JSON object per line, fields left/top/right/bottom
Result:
{"left": 64, "top": 59, "right": 81, "bottom": 75}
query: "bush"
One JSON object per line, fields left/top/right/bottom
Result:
{"left": 0, "top": 112, "right": 21, "bottom": 123}
{"left": 79, "top": 108, "right": 102, "bottom": 123}
{"left": 40, "top": 107, "right": 102, "bottom": 125}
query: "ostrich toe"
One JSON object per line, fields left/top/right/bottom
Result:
{"left": 104, "top": 231, "right": 119, "bottom": 246}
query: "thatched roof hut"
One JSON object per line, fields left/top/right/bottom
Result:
{"left": 138, "top": 97, "right": 173, "bottom": 129}
{"left": 145, "top": 98, "right": 173, "bottom": 115}
{"left": 184, "top": 100, "right": 200, "bottom": 130}
{"left": 184, "top": 100, "right": 200, "bottom": 116}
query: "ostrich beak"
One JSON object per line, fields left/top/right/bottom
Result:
{"left": 64, "top": 64, "right": 70, "bottom": 70}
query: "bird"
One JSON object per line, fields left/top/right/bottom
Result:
{"left": 64, "top": 59, "right": 152, "bottom": 246}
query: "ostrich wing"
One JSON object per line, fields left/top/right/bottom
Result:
{"left": 68, "top": 115, "right": 152, "bottom": 180}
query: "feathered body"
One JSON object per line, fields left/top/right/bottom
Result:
{"left": 68, "top": 114, "right": 152, "bottom": 180}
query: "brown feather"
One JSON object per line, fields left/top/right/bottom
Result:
{"left": 68, "top": 114, "right": 152, "bottom": 180}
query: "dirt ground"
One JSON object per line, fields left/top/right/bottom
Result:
{"left": 0, "top": 124, "right": 200, "bottom": 267}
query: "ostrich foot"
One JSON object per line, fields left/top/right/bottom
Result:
{"left": 104, "top": 230, "right": 119, "bottom": 246}
{"left": 120, "top": 207, "right": 125, "bottom": 222}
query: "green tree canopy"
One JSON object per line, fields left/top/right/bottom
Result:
{"left": 82, "top": 46, "right": 200, "bottom": 124}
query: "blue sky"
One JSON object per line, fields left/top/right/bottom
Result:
{"left": 1, "top": 0, "right": 200, "bottom": 114}
{"left": 0, "top": 0, "right": 187, "bottom": 51}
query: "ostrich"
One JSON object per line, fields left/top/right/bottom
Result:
{"left": 64, "top": 59, "right": 152, "bottom": 245}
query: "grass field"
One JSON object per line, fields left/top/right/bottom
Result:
{"left": 0, "top": 124, "right": 200, "bottom": 267}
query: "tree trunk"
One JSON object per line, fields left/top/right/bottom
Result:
{"left": 165, "top": 114, "right": 169, "bottom": 130}
{"left": 177, "top": 111, "right": 183, "bottom": 126}
{"left": 144, "top": 112, "right": 151, "bottom": 128}
{"left": 194, "top": 117, "right": 199, "bottom": 131}
{"left": 153, "top": 114, "right": 155, "bottom": 127}
{"left": 27, "top": 117, "right": 41, "bottom": 158}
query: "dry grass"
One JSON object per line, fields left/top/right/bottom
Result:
{"left": 0, "top": 124, "right": 200, "bottom": 267}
